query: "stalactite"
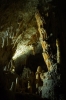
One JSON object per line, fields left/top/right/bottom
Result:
{"left": 8, "top": 63, "right": 9, "bottom": 70}
{"left": 9, "top": 60, "right": 15, "bottom": 72}
{"left": 2, "top": 37, "right": 4, "bottom": 48}
{"left": 10, "top": 26, "right": 14, "bottom": 39}
{"left": 56, "top": 39, "right": 60, "bottom": 64}
{"left": 5, "top": 30, "right": 9, "bottom": 46}
{"left": 6, "top": 30, "right": 8, "bottom": 36}
{"left": 8, "top": 61, "right": 11, "bottom": 70}
{"left": 11, "top": 59, "right": 12, "bottom": 67}
{"left": 7, "top": 36, "right": 8, "bottom": 46}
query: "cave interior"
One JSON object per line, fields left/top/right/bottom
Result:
{"left": 0, "top": 0, "right": 66, "bottom": 100}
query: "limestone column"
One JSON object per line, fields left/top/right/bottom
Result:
{"left": 35, "top": 11, "right": 59, "bottom": 100}
{"left": 35, "top": 11, "right": 53, "bottom": 71}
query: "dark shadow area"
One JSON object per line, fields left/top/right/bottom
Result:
{"left": 26, "top": 53, "right": 48, "bottom": 72}
{"left": 15, "top": 53, "right": 48, "bottom": 75}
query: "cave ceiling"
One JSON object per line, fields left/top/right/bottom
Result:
{"left": 0, "top": 0, "right": 43, "bottom": 67}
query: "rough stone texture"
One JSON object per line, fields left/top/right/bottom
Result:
{"left": 35, "top": 11, "right": 60, "bottom": 100}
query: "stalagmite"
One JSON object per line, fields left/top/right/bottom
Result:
{"left": 27, "top": 81, "right": 32, "bottom": 93}
{"left": 15, "top": 77, "right": 20, "bottom": 92}
{"left": 9, "top": 82, "right": 15, "bottom": 92}
{"left": 35, "top": 66, "right": 43, "bottom": 94}
{"left": 6, "top": 30, "right": 8, "bottom": 37}
{"left": 4, "top": 66, "right": 7, "bottom": 71}
{"left": 16, "top": 77, "right": 19, "bottom": 85}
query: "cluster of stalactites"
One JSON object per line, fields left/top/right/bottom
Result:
{"left": 0, "top": 26, "right": 15, "bottom": 48}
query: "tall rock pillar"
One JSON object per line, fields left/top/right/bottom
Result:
{"left": 35, "top": 11, "right": 60, "bottom": 100}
